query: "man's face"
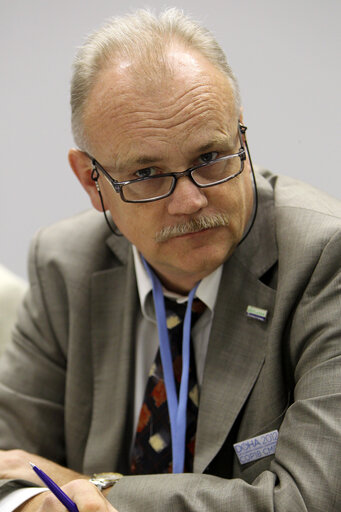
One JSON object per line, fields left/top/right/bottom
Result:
{"left": 82, "top": 49, "right": 253, "bottom": 293}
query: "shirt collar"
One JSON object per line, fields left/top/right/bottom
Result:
{"left": 132, "top": 245, "right": 222, "bottom": 321}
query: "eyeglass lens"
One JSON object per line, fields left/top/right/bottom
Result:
{"left": 122, "top": 154, "right": 242, "bottom": 201}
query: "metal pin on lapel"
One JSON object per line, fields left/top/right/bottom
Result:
{"left": 246, "top": 305, "right": 268, "bottom": 322}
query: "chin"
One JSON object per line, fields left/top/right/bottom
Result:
{"left": 178, "top": 245, "right": 233, "bottom": 277}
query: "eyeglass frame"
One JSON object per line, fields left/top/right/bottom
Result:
{"left": 88, "top": 122, "right": 247, "bottom": 204}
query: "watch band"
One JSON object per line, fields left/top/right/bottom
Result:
{"left": 89, "top": 472, "right": 123, "bottom": 491}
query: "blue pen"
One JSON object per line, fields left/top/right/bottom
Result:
{"left": 30, "top": 462, "right": 79, "bottom": 512}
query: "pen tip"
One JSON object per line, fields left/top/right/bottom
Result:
{"left": 29, "top": 461, "right": 36, "bottom": 468}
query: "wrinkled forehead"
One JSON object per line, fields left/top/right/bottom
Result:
{"left": 83, "top": 48, "right": 238, "bottom": 158}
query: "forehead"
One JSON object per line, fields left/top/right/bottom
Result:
{"left": 83, "top": 48, "right": 238, "bottom": 160}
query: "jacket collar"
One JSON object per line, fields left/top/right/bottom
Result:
{"left": 234, "top": 170, "right": 277, "bottom": 278}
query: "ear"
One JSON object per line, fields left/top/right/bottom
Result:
{"left": 239, "top": 105, "right": 244, "bottom": 124}
{"left": 238, "top": 107, "right": 248, "bottom": 148}
{"left": 68, "top": 149, "right": 103, "bottom": 211}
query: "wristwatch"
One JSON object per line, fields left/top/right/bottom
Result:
{"left": 89, "top": 472, "right": 123, "bottom": 491}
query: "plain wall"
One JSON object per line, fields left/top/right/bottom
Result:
{"left": 1, "top": 0, "right": 340, "bottom": 279}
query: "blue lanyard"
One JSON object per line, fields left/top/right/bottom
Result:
{"left": 142, "top": 257, "right": 199, "bottom": 473}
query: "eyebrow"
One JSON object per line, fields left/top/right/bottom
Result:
{"left": 197, "top": 134, "right": 234, "bottom": 153}
{"left": 114, "top": 133, "right": 235, "bottom": 171}
{"left": 113, "top": 155, "right": 159, "bottom": 173}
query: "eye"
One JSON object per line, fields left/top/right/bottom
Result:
{"left": 134, "top": 167, "right": 158, "bottom": 179}
{"left": 198, "top": 152, "right": 219, "bottom": 164}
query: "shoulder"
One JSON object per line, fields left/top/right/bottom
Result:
{"left": 257, "top": 169, "right": 341, "bottom": 240}
{"left": 257, "top": 169, "right": 341, "bottom": 280}
{"left": 29, "top": 210, "right": 131, "bottom": 279}
{"left": 257, "top": 169, "right": 341, "bottom": 220}
{"left": 32, "top": 209, "right": 108, "bottom": 246}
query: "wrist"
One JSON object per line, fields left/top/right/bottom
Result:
{"left": 89, "top": 472, "right": 123, "bottom": 493}
{"left": 16, "top": 491, "right": 47, "bottom": 512}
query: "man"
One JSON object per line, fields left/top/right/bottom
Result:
{"left": 0, "top": 8, "right": 340, "bottom": 512}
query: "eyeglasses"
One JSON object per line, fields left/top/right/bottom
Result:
{"left": 88, "top": 123, "right": 247, "bottom": 204}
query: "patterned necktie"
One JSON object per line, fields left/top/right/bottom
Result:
{"left": 130, "top": 298, "right": 201, "bottom": 474}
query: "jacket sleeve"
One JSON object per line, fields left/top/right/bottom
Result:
{"left": 0, "top": 228, "right": 67, "bottom": 464}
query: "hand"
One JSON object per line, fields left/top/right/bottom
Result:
{"left": 16, "top": 479, "right": 119, "bottom": 511}
{"left": 0, "top": 449, "right": 87, "bottom": 486}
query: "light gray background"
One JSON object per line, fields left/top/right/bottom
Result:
{"left": 1, "top": 0, "right": 340, "bottom": 279}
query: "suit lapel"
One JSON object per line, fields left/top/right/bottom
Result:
{"left": 83, "top": 239, "right": 138, "bottom": 474}
{"left": 194, "top": 171, "right": 278, "bottom": 473}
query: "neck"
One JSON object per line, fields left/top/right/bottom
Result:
{"left": 152, "top": 268, "right": 200, "bottom": 295}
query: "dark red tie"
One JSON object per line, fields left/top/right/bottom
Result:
{"left": 130, "top": 299, "right": 200, "bottom": 474}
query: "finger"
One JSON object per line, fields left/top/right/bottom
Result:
{"left": 63, "top": 479, "right": 119, "bottom": 512}
{"left": 35, "top": 491, "right": 67, "bottom": 512}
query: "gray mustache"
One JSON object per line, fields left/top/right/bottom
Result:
{"left": 155, "top": 213, "right": 229, "bottom": 243}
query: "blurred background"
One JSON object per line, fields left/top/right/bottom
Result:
{"left": 1, "top": 0, "right": 340, "bottom": 279}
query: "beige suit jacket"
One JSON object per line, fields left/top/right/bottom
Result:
{"left": 0, "top": 170, "right": 340, "bottom": 511}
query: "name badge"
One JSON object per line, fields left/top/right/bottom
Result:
{"left": 246, "top": 305, "right": 268, "bottom": 322}
{"left": 234, "top": 430, "right": 278, "bottom": 465}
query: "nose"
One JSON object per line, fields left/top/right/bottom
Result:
{"left": 167, "top": 175, "right": 208, "bottom": 216}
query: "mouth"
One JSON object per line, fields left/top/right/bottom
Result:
{"left": 174, "top": 227, "right": 211, "bottom": 239}
{"left": 155, "top": 213, "right": 229, "bottom": 243}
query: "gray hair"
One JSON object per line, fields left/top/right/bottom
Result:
{"left": 70, "top": 8, "right": 241, "bottom": 150}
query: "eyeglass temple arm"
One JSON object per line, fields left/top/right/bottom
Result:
{"left": 238, "top": 122, "right": 247, "bottom": 161}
